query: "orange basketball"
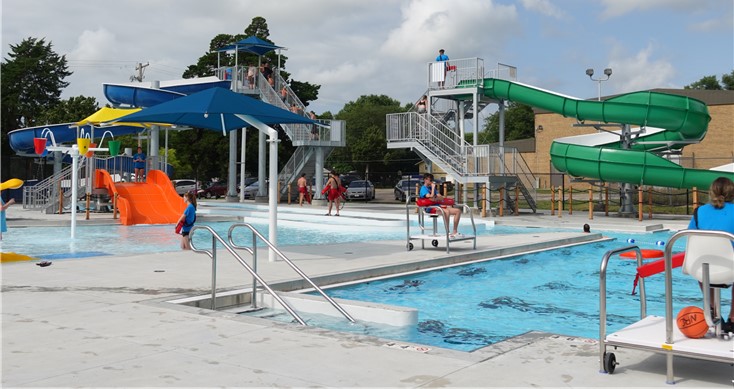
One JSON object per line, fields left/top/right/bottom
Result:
{"left": 676, "top": 306, "right": 709, "bottom": 338}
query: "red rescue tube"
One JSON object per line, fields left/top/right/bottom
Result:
{"left": 631, "top": 252, "right": 685, "bottom": 294}
{"left": 620, "top": 249, "right": 664, "bottom": 259}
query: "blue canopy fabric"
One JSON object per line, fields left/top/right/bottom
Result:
{"left": 112, "top": 87, "right": 314, "bottom": 134}
{"left": 215, "top": 36, "right": 282, "bottom": 56}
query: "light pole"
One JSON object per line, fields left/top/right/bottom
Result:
{"left": 586, "top": 68, "right": 612, "bottom": 100}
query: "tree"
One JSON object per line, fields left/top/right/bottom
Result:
{"left": 173, "top": 17, "right": 322, "bottom": 181}
{"left": 684, "top": 75, "right": 722, "bottom": 90}
{"left": 330, "top": 94, "right": 417, "bottom": 182}
{"left": 1, "top": 38, "right": 72, "bottom": 130}
{"left": 479, "top": 102, "right": 535, "bottom": 144}
{"left": 289, "top": 80, "right": 320, "bottom": 107}
{"left": 720, "top": 70, "right": 734, "bottom": 90}
{"left": 1, "top": 37, "right": 73, "bottom": 179}
{"left": 684, "top": 70, "right": 734, "bottom": 90}
{"left": 37, "top": 96, "right": 98, "bottom": 125}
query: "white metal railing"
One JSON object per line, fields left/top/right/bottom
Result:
{"left": 257, "top": 72, "right": 313, "bottom": 142}
{"left": 23, "top": 158, "right": 88, "bottom": 210}
{"left": 215, "top": 65, "right": 253, "bottom": 93}
{"left": 387, "top": 112, "right": 537, "bottom": 192}
{"left": 428, "top": 57, "right": 485, "bottom": 90}
{"left": 277, "top": 146, "right": 314, "bottom": 187}
{"left": 485, "top": 62, "right": 518, "bottom": 81}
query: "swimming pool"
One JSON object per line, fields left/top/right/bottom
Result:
{"left": 245, "top": 230, "right": 708, "bottom": 352}
{"left": 4, "top": 220, "right": 528, "bottom": 259}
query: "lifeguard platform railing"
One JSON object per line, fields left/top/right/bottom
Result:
{"left": 389, "top": 58, "right": 536, "bottom": 211}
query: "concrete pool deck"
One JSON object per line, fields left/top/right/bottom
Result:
{"left": 2, "top": 203, "right": 732, "bottom": 387}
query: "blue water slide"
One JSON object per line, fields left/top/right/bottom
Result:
{"left": 103, "top": 83, "right": 186, "bottom": 108}
{"left": 9, "top": 76, "right": 231, "bottom": 156}
{"left": 104, "top": 77, "right": 231, "bottom": 108}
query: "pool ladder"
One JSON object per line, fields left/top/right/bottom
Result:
{"left": 190, "top": 223, "right": 355, "bottom": 325}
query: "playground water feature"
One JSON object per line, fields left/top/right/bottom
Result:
{"left": 243, "top": 230, "right": 704, "bottom": 352}
{"left": 5, "top": 220, "right": 516, "bottom": 260}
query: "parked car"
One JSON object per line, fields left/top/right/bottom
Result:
{"left": 345, "top": 180, "right": 375, "bottom": 201}
{"left": 394, "top": 177, "right": 453, "bottom": 202}
{"left": 339, "top": 174, "right": 361, "bottom": 188}
{"left": 172, "top": 179, "right": 200, "bottom": 196}
{"left": 242, "top": 181, "right": 309, "bottom": 201}
{"left": 242, "top": 181, "right": 260, "bottom": 199}
{"left": 236, "top": 177, "right": 257, "bottom": 192}
{"left": 394, "top": 178, "right": 422, "bottom": 202}
{"left": 197, "top": 181, "right": 228, "bottom": 199}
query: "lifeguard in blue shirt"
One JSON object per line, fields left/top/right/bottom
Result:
{"left": 133, "top": 146, "right": 146, "bottom": 183}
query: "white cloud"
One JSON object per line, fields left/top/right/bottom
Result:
{"left": 381, "top": 0, "right": 519, "bottom": 60}
{"left": 520, "top": 0, "right": 567, "bottom": 19}
{"left": 599, "top": 0, "right": 714, "bottom": 19}
{"left": 608, "top": 43, "right": 676, "bottom": 93}
{"left": 688, "top": 15, "right": 733, "bottom": 32}
{"left": 69, "top": 28, "right": 116, "bottom": 61}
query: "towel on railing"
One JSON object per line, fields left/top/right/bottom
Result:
{"left": 430, "top": 62, "right": 445, "bottom": 83}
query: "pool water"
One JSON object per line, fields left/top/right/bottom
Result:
{"left": 4, "top": 221, "right": 523, "bottom": 259}
{"left": 249, "top": 230, "right": 708, "bottom": 352}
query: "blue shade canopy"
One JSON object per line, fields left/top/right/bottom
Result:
{"left": 215, "top": 36, "right": 282, "bottom": 56}
{"left": 113, "top": 87, "right": 314, "bottom": 133}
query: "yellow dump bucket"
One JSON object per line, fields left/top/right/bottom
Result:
{"left": 77, "top": 137, "right": 91, "bottom": 155}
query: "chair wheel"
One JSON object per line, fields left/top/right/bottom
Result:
{"left": 604, "top": 352, "right": 617, "bottom": 374}
{"left": 407, "top": 243, "right": 414, "bottom": 251}
{"left": 431, "top": 240, "right": 439, "bottom": 247}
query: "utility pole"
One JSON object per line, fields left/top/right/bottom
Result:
{"left": 130, "top": 62, "right": 149, "bottom": 82}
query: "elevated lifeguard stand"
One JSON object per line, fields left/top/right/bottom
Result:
{"left": 387, "top": 58, "right": 536, "bottom": 212}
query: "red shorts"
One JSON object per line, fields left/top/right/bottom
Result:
{"left": 298, "top": 186, "right": 307, "bottom": 194}
{"left": 328, "top": 188, "right": 340, "bottom": 201}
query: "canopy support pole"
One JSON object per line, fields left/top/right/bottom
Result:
{"left": 238, "top": 114, "right": 279, "bottom": 262}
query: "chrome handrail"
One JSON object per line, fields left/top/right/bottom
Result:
{"left": 661, "top": 229, "right": 734, "bottom": 382}
{"left": 227, "top": 223, "right": 355, "bottom": 323}
{"left": 190, "top": 225, "right": 306, "bottom": 325}
{"left": 598, "top": 245, "right": 644, "bottom": 373}
{"left": 406, "top": 198, "right": 477, "bottom": 253}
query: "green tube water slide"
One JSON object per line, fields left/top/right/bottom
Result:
{"left": 479, "top": 78, "right": 733, "bottom": 189}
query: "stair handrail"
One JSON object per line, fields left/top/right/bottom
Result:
{"left": 275, "top": 72, "right": 307, "bottom": 113}
{"left": 256, "top": 72, "right": 312, "bottom": 142}
{"left": 189, "top": 225, "right": 307, "bottom": 325}
{"left": 388, "top": 112, "right": 494, "bottom": 177}
{"left": 277, "top": 146, "right": 313, "bottom": 190}
{"left": 228, "top": 223, "right": 355, "bottom": 323}
{"left": 23, "top": 156, "right": 88, "bottom": 210}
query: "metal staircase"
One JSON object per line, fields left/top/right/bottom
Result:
{"left": 249, "top": 71, "right": 345, "bottom": 193}
{"left": 23, "top": 157, "right": 89, "bottom": 214}
{"left": 387, "top": 58, "right": 537, "bottom": 212}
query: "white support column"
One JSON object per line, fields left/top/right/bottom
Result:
{"left": 314, "top": 147, "right": 324, "bottom": 199}
{"left": 239, "top": 127, "right": 247, "bottom": 202}
{"left": 458, "top": 102, "right": 465, "bottom": 143}
{"left": 498, "top": 100, "right": 506, "bottom": 173}
{"left": 473, "top": 92, "right": 479, "bottom": 147}
{"left": 164, "top": 128, "right": 169, "bottom": 172}
{"left": 237, "top": 114, "right": 279, "bottom": 262}
{"left": 150, "top": 125, "right": 160, "bottom": 171}
{"left": 70, "top": 147, "right": 79, "bottom": 239}
{"left": 268, "top": 134, "right": 278, "bottom": 262}
{"left": 257, "top": 130, "right": 266, "bottom": 197}
{"left": 150, "top": 81, "right": 160, "bottom": 172}
{"left": 227, "top": 128, "right": 238, "bottom": 201}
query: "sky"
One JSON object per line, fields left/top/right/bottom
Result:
{"left": 2, "top": 0, "right": 732, "bottom": 116}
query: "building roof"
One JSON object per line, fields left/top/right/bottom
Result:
{"left": 534, "top": 88, "right": 734, "bottom": 114}
{"left": 487, "top": 137, "right": 536, "bottom": 153}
